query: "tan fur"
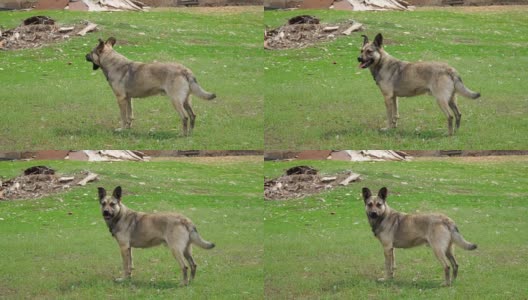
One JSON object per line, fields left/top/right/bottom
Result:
{"left": 358, "top": 33, "right": 480, "bottom": 135}
{"left": 97, "top": 186, "right": 214, "bottom": 285}
{"left": 362, "top": 187, "right": 477, "bottom": 286}
{"left": 86, "top": 37, "right": 216, "bottom": 136}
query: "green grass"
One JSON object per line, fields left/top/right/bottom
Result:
{"left": 0, "top": 157, "right": 262, "bottom": 299}
{"left": 0, "top": 7, "right": 263, "bottom": 150}
{"left": 264, "top": 7, "right": 528, "bottom": 149}
{"left": 264, "top": 157, "right": 528, "bottom": 299}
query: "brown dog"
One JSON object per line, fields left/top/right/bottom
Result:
{"left": 358, "top": 33, "right": 480, "bottom": 135}
{"left": 97, "top": 186, "right": 215, "bottom": 285}
{"left": 86, "top": 37, "right": 216, "bottom": 135}
{"left": 362, "top": 187, "right": 477, "bottom": 286}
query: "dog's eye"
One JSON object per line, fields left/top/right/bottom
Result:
{"left": 367, "top": 203, "right": 373, "bottom": 207}
{"left": 376, "top": 203, "right": 382, "bottom": 208}
{"left": 110, "top": 203, "right": 115, "bottom": 207}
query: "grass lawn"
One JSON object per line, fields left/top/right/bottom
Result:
{"left": 0, "top": 156, "right": 262, "bottom": 299}
{"left": 264, "top": 156, "right": 528, "bottom": 299}
{"left": 264, "top": 7, "right": 528, "bottom": 149}
{"left": 0, "top": 7, "right": 263, "bottom": 150}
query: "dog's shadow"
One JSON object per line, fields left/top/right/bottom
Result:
{"left": 53, "top": 127, "right": 186, "bottom": 141}
{"left": 60, "top": 277, "right": 184, "bottom": 292}
{"left": 321, "top": 126, "right": 446, "bottom": 141}
{"left": 321, "top": 277, "right": 443, "bottom": 294}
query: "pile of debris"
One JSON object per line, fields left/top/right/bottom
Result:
{"left": 265, "top": 165, "right": 361, "bottom": 200}
{"left": 0, "top": 16, "right": 97, "bottom": 50}
{"left": 264, "top": 15, "right": 363, "bottom": 50}
{"left": 0, "top": 166, "right": 98, "bottom": 200}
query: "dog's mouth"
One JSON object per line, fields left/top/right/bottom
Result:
{"left": 359, "top": 58, "right": 374, "bottom": 69}
{"left": 85, "top": 53, "right": 100, "bottom": 70}
{"left": 102, "top": 211, "right": 113, "bottom": 220}
{"left": 368, "top": 212, "right": 379, "bottom": 219}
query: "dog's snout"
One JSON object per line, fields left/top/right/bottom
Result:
{"left": 368, "top": 212, "right": 378, "bottom": 219}
{"left": 85, "top": 53, "right": 92, "bottom": 62}
{"left": 103, "top": 210, "right": 111, "bottom": 216}
{"left": 357, "top": 57, "right": 363, "bottom": 62}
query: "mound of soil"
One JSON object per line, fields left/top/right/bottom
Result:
{"left": 0, "top": 166, "right": 98, "bottom": 200}
{"left": 264, "top": 16, "right": 363, "bottom": 50}
{"left": 0, "top": 16, "right": 96, "bottom": 50}
{"left": 265, "top": 166, "right": 361, "bottom": 200}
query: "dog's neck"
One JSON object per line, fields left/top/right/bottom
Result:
{"left": 105, "top": 203, "right": 129, "bottom": 236}
{"left": 368, "top": 49, "right": 399, "bottom": 83}
{"left": 99, "top": 50, "right": 133, "bottom": 81}
{"left": 368, "top": 205, "right": 393, "bottom": 237}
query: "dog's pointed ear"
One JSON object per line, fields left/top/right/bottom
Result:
{"left": 97, "top": 187, "right": 106, "bottom": 201}
{"left": 106, "top": 37, "right": 116, "bottom": 47}
{"left": 361, "top": 35, "right": 369, "bottom": 46}
{"left": 112, "top": 186, "right": 122, "bottom": 202}
{"left": 378, "top": 187, "right": 388, "bottom": 201}
{"left": 373, "top": 33, "right": 383, "bottom": 48}
{"left": 362, "top": 187, "right": 372, "bottom": 203}
{"left": 96, "top": 38, "right": 105, "bottom": 52}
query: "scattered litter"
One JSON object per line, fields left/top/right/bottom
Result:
{"left": 265, "top": 16, "right": 363, "bottom": 50}
{"left": 76, "top": 22, "right": 98, "bottom": 36}
{"left": 0, "top": 166, "right": 98, "bottom": 200}
{"left": 329, "top": 150, "right": 410, "bottom": 162}
{"left": 77, "top": 172, "right": 98, "bottom": 186}
{"left": 0, "top": 16, "right": 98, "bottom": 50}
{"left": 343, "top": 0, "right": 413, "bottom": 11}
{"left": 265, "top": 166, "right": 361, "bottom": 200}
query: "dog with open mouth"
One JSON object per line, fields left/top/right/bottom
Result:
{"left": 358, "top": 33, "right": 481, "bottom": 135}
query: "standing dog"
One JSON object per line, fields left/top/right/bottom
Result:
{"left": 97, "top": 186, "right": 215, "bottom": 285}
{"left": 358, "top": 33, "right": 480, "bottom": 135}
{"left": 362, "top": 187, "right": 477, "bottom": 286}
{"left": 86, "top": 37, "right": 216, "bottom": 135}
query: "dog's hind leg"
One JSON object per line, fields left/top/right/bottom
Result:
{"left": 170, "top": 246, "right": 189, "bottom": 286}
{"left": 432, "top": 242, "right": 452, "bottom": 286}
{"left": 170, "top": 96, "right": 190, "bottom": 136}
{"left": 448, "top": 94, "right": 462, "bottom": 131}
{"left": 436, "top": 97, "right": 454, "bottom": 136}
{"left": 446, "top": 244, "right": 458, "bottom": 281}
{"left": 184, "top": 244, "right": 197, "bottom": 280}
{"left": 183, "top": 97, "right": 196, "bottom": 134}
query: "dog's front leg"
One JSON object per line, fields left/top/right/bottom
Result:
{"left": 118, "top": 244, "right": 132, "bottom": 280}
{"left": 382, "top": 95, "right": 396, "bottom": 130}
{"left": 391, "top": 97, "right": 399, "bottom": 127}
{"left": 116, "top": 96, "right": 129, "bottom": 131}
{"left": 383, "top": 246, "right": 394, "bottom": 280}
{"left": 125, "top": 97, "right": 134, "bottom": 129}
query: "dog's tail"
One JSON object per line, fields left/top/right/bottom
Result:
{"left": 184, "top": 71, "right": 216, "bottom": 100}
{"left": 190, "top": 227, "right": 215, "bottom": 249}
{"left": 451, "top": 225, "right": 477, "bottom": 250}
{"left": 452, "top": 72, "right": 480, "bottom": 99}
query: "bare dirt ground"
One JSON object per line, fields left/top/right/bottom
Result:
{"left": 413, "top": 155, "right": 528, "bottom": 163}
{"left": 150, "top": 155, "right": 262, "bottom": 164}
{"left": 154, "top": 5, "right": 261, "bottom": 14}
{"left": 417, "top": 5, "right": 528, "bottom": 12}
